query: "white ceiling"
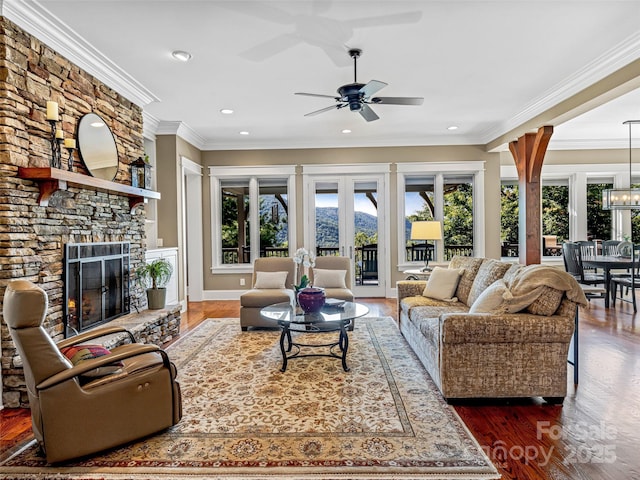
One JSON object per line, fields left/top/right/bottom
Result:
{"left": 5, "top": 0, "right": 640, "bottom": 151}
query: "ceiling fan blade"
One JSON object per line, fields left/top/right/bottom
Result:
{"left": 304, "top": 104, "right": 340, "bottom": 117}
{"left": 359, "top": 104, "right": 379, "bottom": 122}
{"left": 348, "top": 11, "right": 423, "bottom": 28}
{"left": 295, "top": 92, "right": 340, "bottom": 100}
{"left": 360, "top": 80, "right": 388, "bottom": 98}
{"left": 239, "top": 34, "right": 300, "bottom": 61}
{"left": 372, "top": 96, "right": 424, "bottom": 106}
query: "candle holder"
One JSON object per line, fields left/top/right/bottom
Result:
{"left": 49, "top": 120, "right": 62, "bottom": 169}
{"left": 66, "top": 146, "right": 75, "bottom": 171}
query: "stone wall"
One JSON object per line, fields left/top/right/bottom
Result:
{"left": 0, "top": 17, "right": 149, "bottom": 407}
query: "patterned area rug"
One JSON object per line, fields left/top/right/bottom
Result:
{"left": 0, "top": 317, "right": 499, "bottom": 479}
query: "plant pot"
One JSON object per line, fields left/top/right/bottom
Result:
{"left": 297, "top": 287, "right": 326, "bottom": 313}
{"left": 146, "top": 288, "right": 167, "bottom": 310}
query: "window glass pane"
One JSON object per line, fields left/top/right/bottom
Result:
{"left": 587, "top": 183, "right": 613, "bottom": 241}
{"left": 221, "top": 179, "right": 250, "bottom": 264}
{"left": 542, "top": 183, "right": 569, "bottom": 243}
{"left": 259, "top": 178, "right": 289, "bottom": 258}
{"left": 500, "top": 183, "right": 519, "bottom": 257}
{"left": 444, "top": 175, "right": 473, "bottom": 260}
{"left": 315, "top": 182, "right": 339, "bottom": 256}
{"left": 404, "top": 176, "right": 434, "bottom": 262}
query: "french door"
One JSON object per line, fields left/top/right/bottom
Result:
{"left": 303, "top": 166, "right": 388, "bottom": 297}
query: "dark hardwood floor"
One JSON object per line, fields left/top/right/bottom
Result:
{"left": 1, "top": 298, "right": 638, "bottom": 479}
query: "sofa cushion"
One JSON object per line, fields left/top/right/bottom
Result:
{"left": 467, "top": 259, "right": 512, "bottom": 306}
{"left": 240, "top": 288, "right": 295, "bottom": 308}
{"left": 525, "top": 286, "right": 565, "bottom": 316}
{"left": 254, "top": 271, "right": 288, "bottom": 289}
{"left": 448, "top": 256, "right": 485, "bottom": 306}
{"left": 469, "top": 279, "right": 511, "bottom": 313}
{"left": 312, "top": 268, "right": 347, "bottom": 289}
{"left": 422, "top": 267, "right": 463, "bottom": 302}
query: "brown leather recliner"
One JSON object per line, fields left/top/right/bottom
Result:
{"left": 2, "top": 280, "right": 182, "bottom": 463}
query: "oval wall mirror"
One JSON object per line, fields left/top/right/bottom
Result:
{"left": 77, "top": 113, "right": 119, "bottom": 181}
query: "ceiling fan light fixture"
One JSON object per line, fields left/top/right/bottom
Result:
{"left": 603, "top": 120, "right": 640, "bottom": 210}
{"left": 171, "top": 50, "right": 192, "bottom": 62}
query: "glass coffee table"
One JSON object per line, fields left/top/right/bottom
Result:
{"left": 260, "top": 300, "right": 369, "bottom": 372}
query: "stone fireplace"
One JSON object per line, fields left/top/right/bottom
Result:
{"left": 0, "top": 17, "right": 170, "bottom": 408}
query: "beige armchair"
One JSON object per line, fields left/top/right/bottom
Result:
{"left": 310, "top": 256, "right": 355, "bottom": 330}
{"left": 310, "top": 255, "right": 354, "bottom": 302}
{"left": 240, "top": 257, "right": 296, "bottom": 330}
{"left": 2, "top": 280, "right": 182, "bottom": 463}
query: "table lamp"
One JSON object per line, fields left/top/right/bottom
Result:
{"left": 410, "top": 220, "right": 443, "bottom": 271}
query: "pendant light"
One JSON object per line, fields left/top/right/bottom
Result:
{"left": 602, "top": 120, "right": 640, "bottom": 210}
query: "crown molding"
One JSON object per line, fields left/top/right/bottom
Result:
{"left": 547, "top": 138, "right": 630, "bottom": 151}
{"left": 480, "top": 30, "right": 640, "bottom": 145}
{"left": 142, "top": 112, "right": 160, "bottom": 140}
{"left": 2, "top": 0, "right": 159, "bottom": 107}
{"left": 156, "top": 121, "right": 206, "bottom": 150}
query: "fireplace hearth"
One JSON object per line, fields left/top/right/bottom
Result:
{"left": 64, "top": 242, "right": 131, "bottom": 337}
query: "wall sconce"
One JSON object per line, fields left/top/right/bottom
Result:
{"left": 130, "top": 156, "right": 151, "bottom": 189}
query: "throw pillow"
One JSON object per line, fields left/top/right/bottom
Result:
{"left": 60, "top": 344, "right": 124, "bottom": 378}
{"left": 254, "top": 271, "right": 288, "bottom": 289}
{"left": 467, "top": 259, "right": 512, "bottom": 306}
{"left": 469, "top": 279, "right": 512, "bottom": 313}
{"left": 312, "top": 268, "right": 347, "bottom": 289}
{"left": 448, "top": 256, "right": 484, "bottom": 305}
{"left": 422, "top": 266, "right": 463, "bottom": 302}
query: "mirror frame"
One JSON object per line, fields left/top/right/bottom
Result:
{"left": 77, "top": 113, "right": 119, "bottom": 181}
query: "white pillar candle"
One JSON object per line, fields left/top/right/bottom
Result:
{"left": 64, "top": 138, "right": 76, "bottom": 149}
{"left": 55, "top": 129, "right": 64, "bottom": 139}
{"left": 46, "top": 101, "right": 59, "bottom": 121}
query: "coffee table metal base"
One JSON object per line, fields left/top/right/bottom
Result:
{"left": 278, "top": 319, "right": 351, "bottom": 372}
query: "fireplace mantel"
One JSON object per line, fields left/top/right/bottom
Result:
{"left": 18, "top": 167, "right": 160, "bottom": 211}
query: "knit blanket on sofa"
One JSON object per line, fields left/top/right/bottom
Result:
{"left": 505, "top": 264, "right": 588, "bottom": 310}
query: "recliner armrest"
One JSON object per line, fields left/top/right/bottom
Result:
{"left": 56, "top": 326, "right": 136, "bottom": 349}
{"left": 37, "top": 344, "right": 167, "bottom": 390}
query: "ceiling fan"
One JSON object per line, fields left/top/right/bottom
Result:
{"left": 295, "top": 48, "right": 424, "bottom": 122}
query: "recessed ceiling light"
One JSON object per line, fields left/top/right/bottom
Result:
{"left": 171, "top": 50, "right": 192, "bottom": 62}
{"left": 239, "top": 131, "right": 250, "bottom": 135}
{"left": 447, "top": 125, "right": 459, "bottom": 131}
{"left": 220, "top": 108, "right": 234, "bottom": 115}
{"left": 341, "top": 129, "right": 352, "bottom": 134}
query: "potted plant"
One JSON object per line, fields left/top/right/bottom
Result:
{"left": 137, "top": 258, "right": 173, "bottom": 309}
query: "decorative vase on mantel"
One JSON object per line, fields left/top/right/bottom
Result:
{"left": 297, "top": 287, "right": 326, "bottom": 313}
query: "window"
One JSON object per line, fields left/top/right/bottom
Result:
{"left": 210, "top": 166, "right": 296, "bottom": 273}
{"left": 397, "top": 162, "right": 485, "bottom": 269}
{"left": 501, "top": 164, "right": 635, "bottom": 255}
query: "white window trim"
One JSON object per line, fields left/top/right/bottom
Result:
{"left": 209, "top": 165, "right": 296, "bottom": 274}
{"left": 500, "top": 162, "right": 634, "bottom": 246}
{"left": 396, "top": 161, "right": 485, "bottom": 271}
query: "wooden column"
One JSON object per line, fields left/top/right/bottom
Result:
{"left": 508, "top": 126, "right": 553, "bottom": 265}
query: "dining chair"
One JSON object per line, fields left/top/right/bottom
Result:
{"left": 610, "top": 244, "right": 640, "bottom": 312}
{"left": 602, "top": 240, "right": 621, "bottom": 256}
{"left": 562, "top": 242, "right": 605, "bottom": 288}
{"left": 576, "top": 240, "right": 599, "bottom": 274}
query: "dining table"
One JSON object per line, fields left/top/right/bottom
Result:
{"left": 581, "top": 255, "right": 637, "bottom": 308}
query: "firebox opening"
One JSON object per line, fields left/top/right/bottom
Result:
{"left": 64, "top": 242, "right": 131, "bottom": 337}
